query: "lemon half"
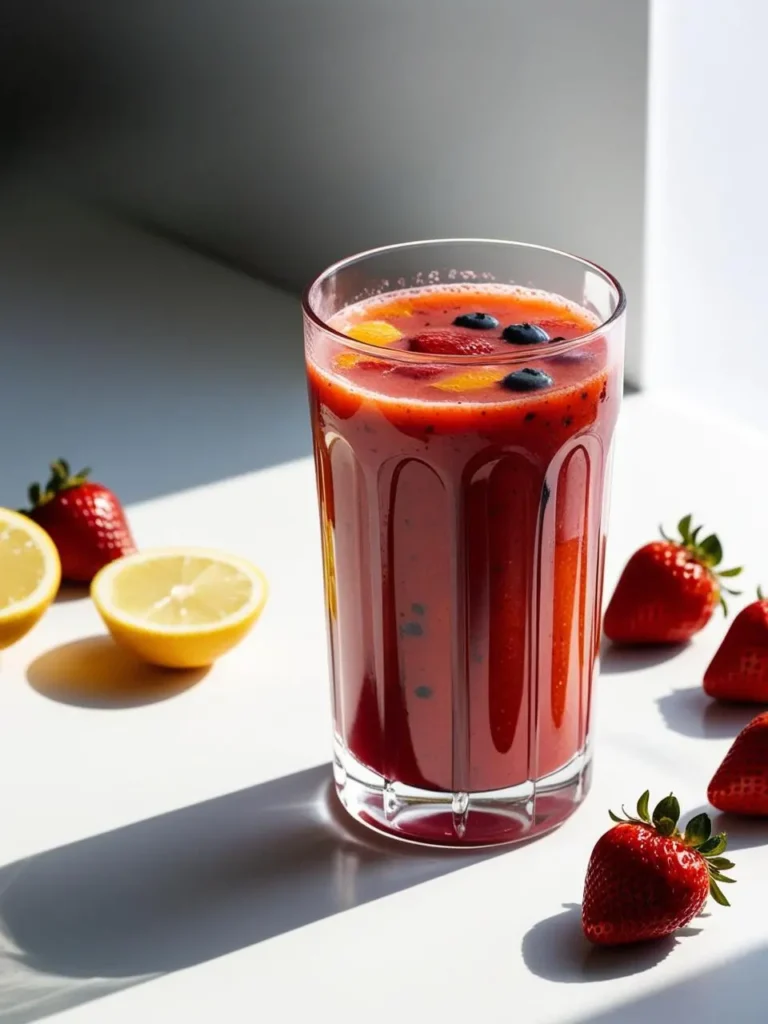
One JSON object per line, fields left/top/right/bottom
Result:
{"left": 0, "top": 507, "right": 61, "bottom": 649}
{"left": 91, "top": 548, "right": 269, "bottom": 669}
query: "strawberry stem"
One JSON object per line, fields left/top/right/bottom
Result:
{"left": 24, "top": 459, "right": 92, "bottom": 511}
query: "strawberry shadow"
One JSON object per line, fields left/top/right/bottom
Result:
{"left": 522, "top": 903, "right": 683, "bottom": 982}
{"left": 26, "top": 636, "right": 207, "bottom": 709}
{"left": 656, "top": 686, "right": 763, "bottom": 739}
{"left": 54, "top": 583, "right": 90, "bottom": 604}
{"left": 600, "top": 642, "right": 690, "bottom": 675}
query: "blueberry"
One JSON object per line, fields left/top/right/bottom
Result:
{"left": 501, "top": 323, "right": 549, "bottom": 345}
{"left": 453, "top": 312, "right": 499, "bottom": 330}
{"left": 501, "top": 368, "right": 553, "bottom": 392}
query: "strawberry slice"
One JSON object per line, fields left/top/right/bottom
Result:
{"left": 408, "top": 328, "right": 495, "bottom": 357}
{"left": 388, "top": 365, "right": 443, "bottom": 380}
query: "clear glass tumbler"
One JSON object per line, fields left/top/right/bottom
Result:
{"left": 303, "top": 240, "right": 626, "bottom": 846}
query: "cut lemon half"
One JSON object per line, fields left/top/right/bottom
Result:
{"left": 91, "top": 548, "right": 269, "bottom": 669}
{"left": 0, "top": 507, "right": 61, "bottom": 649}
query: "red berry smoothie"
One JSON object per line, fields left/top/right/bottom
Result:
{"left": 306, "top": 283, "right": 622, "bottom": 843}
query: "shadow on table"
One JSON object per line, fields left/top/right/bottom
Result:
{"left": 0, "top": 195, "right": 310, "bottom": 508}
{"left": 0, "top": 764, "right": 501, "bottom": 1024}
{"left": 26, "top": 636, "right": 207, "bottom": 709}
{"left": 569, "top": 944, "right": 768, "bottom": 1022}
{"left": 521, "top": 903, "right": 687, "bottom": 983}
{"left": 600, "top": 642, "right": 689, "bottom": 675}
{"left": 656, "top": 686, "right": 762, "bottom": 740}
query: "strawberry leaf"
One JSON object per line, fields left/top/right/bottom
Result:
{"left": 636, "top": 790, "right": 651, "bottom": 823}
{"left": 708, "top": 857, "right": 735, "bottom": 871}
{"left": 678, "top": 514, "right": 693, "bottom": 544}
{"left": 608, "top": 809, "right": 623, "bottom": 823}
{"left": 699, "top": 833, "right": 728, "bottom": 856}
{"left": 699, "top": 534, "right": 723, "bottom": 567}
{"left": 684, "top": 812, "right": 711, "bottom": 847}
{"left": 719, "top": 566, "right": 743, "bottom": 578}
{"left": 652, "top": 794, "right": 680, "bottom": 829}
{"left": 656, "top": 816, "right": 676, "bottom": 837}
{"left": 709, "top": 869, "right": 736, "bottom": 884}
{"left": 709, "top": 878, "right": 730, "bottom": 907}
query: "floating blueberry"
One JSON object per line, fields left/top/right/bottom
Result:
{"left": 501, "top": 323, "right": 549, "bottom": 345}
{"left": 453, "top": 312, "right": 499, "bottom": 331}
{"left": 501, "top": 367, "right": 553, "bottom": 392}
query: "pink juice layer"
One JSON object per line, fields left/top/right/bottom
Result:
{"left": 307, "top": 285, "right": 621, "bottom": 793}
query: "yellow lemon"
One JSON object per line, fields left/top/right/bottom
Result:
{"left": 0, "top": 508, "right": 61, "bottom": 649}
{"left": 91, "top": 548, "right": 268, "bottom": 669}
{"left": 346, "top": 320, "right": 402, "bottom": 347}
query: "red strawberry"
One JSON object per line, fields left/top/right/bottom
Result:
{"left": 603, "top": 515, "right": 742, "bottom": 645}
{"left": 24, "top": 459, "right": 136, "bottom": 583}
{"left": 582, "top": 791, "right": 734, "bottom": 946}
{"left": 704, "top": 588, "right": 768, "bottom": 702}
{"left": 386, "top": 364, "right": 443, "bottom": 380}
{"left": 708, "top": 712, "right": 768, "bottom": 815}
{"left": 408, "top": 328, "right": 495, "bottom": 357}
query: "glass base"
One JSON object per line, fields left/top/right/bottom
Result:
{"left": 334, "top": 739, "right": 592, "bottom": 848}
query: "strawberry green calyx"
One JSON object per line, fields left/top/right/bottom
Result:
{"left": 26, "top": 459, "right": 91, "bottom": 511}
{"left": 660, "top": 514, "right": 743, "bottom": 615}
{"left": 607, "top": 790, "right": 736, "bottom": 907}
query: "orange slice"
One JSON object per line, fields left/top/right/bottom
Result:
{"left": 432, "top": 369, "right": 506, "bottom": 392}
{"left": 346, "top": 321, "right": 402, "bottom": 347}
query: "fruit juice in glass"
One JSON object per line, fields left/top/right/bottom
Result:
{"left": 303, "top": 240, "right": 626, "bottom": 846}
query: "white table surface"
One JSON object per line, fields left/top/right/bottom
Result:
{"left": 1, "top": 192, "right": 767, "bottom": 1023}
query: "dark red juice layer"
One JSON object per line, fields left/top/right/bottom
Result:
{"left": 307, "top": 286, "right": 620, "bottom": 793}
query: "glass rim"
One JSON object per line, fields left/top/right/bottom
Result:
{"left": 302, "top": 237, "right": 627, "bottom": 365}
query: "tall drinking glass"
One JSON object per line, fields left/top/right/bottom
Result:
{"left": 303, "top": 240, "right": 626, "bottom": 846}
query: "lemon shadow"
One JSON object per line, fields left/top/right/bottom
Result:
{"left": 27, "top": 636, "right": 207, "bottom": 709}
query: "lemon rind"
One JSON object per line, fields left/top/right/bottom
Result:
{"left": 90, "top": 546, "right": 269, "bottom": 636}
{"left": 0, "top": 508, "right": 61, "bottom": 622}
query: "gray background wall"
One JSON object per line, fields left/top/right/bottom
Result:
{"left": 2, "top": 0, "right": 650, "bottom": 382}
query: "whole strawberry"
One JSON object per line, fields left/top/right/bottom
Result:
{"left": 582, "top": 791, "right": 734, "bottom": 945}
{"left": 708, "top": 712, "right": 768, "bottom": 816}
{"left": 704, "top": 588, "right": 768, "bottom": 702}
{"left": 24, "top": 459, "right": 135, "bottom": 583}
{"left": 604, "top": 515, "right": 742, "bottom": 645}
